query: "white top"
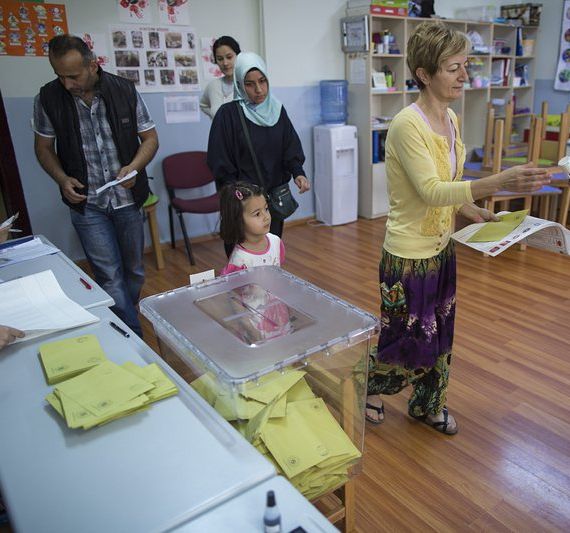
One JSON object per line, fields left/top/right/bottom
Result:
{"left": 221, "top": 233, "right": 285, "bottom": 275}
{"left": 200, "top": 77, "right": 235, "bottom": 119}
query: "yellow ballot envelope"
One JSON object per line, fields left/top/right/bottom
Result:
{"left": 39, "top": 334, "right": 107, "bottom": 385}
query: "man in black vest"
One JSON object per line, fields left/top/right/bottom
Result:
{"left": 33, "top": 35, "right": 159, "bottom": 338}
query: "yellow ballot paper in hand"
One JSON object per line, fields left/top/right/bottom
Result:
{"left": 39, "top": 334, "right": 107, "bottom": 385}
{"left": 467, "top": 209, "right": 529, "bottom": 243}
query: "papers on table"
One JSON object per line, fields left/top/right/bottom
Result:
{"left": 191, "top": 369, "right": 361, "bottom": 500}
{"left": 0, "top": 270, "right": 99, "bottom": 342}
{"left": 39, "top": 334, "right": 108, "bottom": 385}
{"left": 0, "top": 236, "right": 59, "bottom": 268}
{"left": 452, "top": 211, "right": 570, "bottom": 256}
{"left": 95, "top": 170, "right": 138, "bottom": 195}
{"left": 46, "top": 360, "right": 178, "bottom": 430}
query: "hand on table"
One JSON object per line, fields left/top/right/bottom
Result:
{"left": 0, "top": 326, "right": 24, "bottom": 350}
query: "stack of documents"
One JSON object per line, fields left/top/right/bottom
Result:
{"left": 39, "top": 334, "right": 108, "bottom": 385}
{"left": 191, "top": 370, "right": 361, "bottom": 500}
{"left": 0, "top": 236, "right": 59, "bottom": 267}
{"left": 46, "top": 360, "right": 178, "bottom": 430}
{"left": 0, "top": 270, "right": 99, "bottom": 342}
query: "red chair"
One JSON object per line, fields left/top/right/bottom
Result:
{"left": 162, "top": 151, "right": 219, "bottom": 265}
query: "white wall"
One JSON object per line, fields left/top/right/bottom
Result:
{"left": 261, "top": 0, "right": 347, "bottom": 86}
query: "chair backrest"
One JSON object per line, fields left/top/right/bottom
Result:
{"left": 503, "top": 99, "right": 513, "bottom": 148}
{"left": 492, "top": 119, "right": 504, "bottom": 174}
{"left": 540, "top": 111, "right": 570, "bottom": 163}
{"left": 540, "top": 101, "right": 549, "bottom": 140}
{"left": 527, "top": 116, "right": 543, "bottom": 163}
{"left": 162, "top": 151, "right": 215, "bottom": 190}
{"left": 483, "top": 105, "right": 495, "bottom": 168}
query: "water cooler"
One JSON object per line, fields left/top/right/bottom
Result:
{"left": 313, "top": 124, "right": 358, "bottom": 226}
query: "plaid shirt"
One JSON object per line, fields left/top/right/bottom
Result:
{"left": 33, "top": 90, "right": 154, "bottom": 209}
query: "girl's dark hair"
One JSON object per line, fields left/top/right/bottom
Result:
{"left": 213, "top": 35, "right": 241, "bottom": 57}
{"left": 219, "top": 181, "right": 266, "bottom": 245}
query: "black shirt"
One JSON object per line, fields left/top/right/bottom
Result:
{"left": 207, "top": 101, "right": 306, "bottom": 191}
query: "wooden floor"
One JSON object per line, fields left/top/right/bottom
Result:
{"left": 139, "top": 216, "right": 569, "bottom": 532}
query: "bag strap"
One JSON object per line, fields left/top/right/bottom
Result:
{"left": 236, "top": 102, "right": 266, "bottom": 189}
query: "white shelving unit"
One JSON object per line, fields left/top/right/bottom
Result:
{"left": 345, "top": 13, "right": 539, "bottom": 219}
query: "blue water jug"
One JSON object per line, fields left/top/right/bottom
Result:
{"left": 320, "top": 80, "right": 348, "bottom": 124}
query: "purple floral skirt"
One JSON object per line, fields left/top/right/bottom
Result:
{"left": 377, "top": 242, "right": 456, "bottom": 370}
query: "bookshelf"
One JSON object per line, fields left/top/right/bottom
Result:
{"left": 345, "top": 13, "right": 539, "bottom": 219}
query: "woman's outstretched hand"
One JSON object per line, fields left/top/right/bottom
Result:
{"left": 499, "top": 163, "right": 551, "bottom": 193}
{"left": 294, "top": 175, "right": 311, "bottom": 193}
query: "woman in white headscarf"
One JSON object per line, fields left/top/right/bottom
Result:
{"left": 207, "top": 52, "right": 310, "bottom": 255}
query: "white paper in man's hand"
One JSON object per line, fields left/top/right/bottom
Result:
{"left": 1, "top": 212, "right": 19, "bottom": 229}
{"left": 95, "top": 170, "right": 138, "bottom": 195}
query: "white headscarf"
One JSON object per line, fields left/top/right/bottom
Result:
{"left": 233, "top": 52, "right": 282, "bottom": 127}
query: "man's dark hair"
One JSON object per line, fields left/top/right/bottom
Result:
{"left": 48, "top": 34, "right": 94, "bottom": 65}
{"left": 212, "top": 35, "right": 241, "bottom": 57}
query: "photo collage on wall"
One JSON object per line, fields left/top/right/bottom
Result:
{"left": 0, "top": 1, "right": 68, "bottom": 56}
{"left": 110, "top": 24, "right": 198, "bottom": 93}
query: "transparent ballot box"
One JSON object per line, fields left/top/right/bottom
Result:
{"left": 140, "top": 266, "right": 378, "bottom": 500}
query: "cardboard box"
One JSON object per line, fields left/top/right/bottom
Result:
{"left": 500, "top": 3, "right": 542, "bottom": 26}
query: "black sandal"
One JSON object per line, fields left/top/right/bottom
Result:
{"left": 365, "top": 402, "right": 385, "bottom": 425}
{"left": 410, "top": 407, "right": 458, "bottom": 435}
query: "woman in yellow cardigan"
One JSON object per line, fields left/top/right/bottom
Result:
{"left": 365, "top": 22, "right": 550, "bottom": 433}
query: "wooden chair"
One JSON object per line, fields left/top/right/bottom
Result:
{"left": 502, "top": 99, "right": 528, "bottom": 156}
{"left": 464, "top": 118, "right": 562, "bottom": 218}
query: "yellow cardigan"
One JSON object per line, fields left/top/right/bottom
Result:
{"left": 383, "top": 105, "right": 473, "bottom": 259}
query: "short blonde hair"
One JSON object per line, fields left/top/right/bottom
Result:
{"left": 407, "top": 22, "right": 470, "bottom": 90}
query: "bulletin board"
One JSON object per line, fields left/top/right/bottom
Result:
{"left": 0, "top": 1, "right": 68, "bottom": 56}
{"left": 109, "top": 24, "right": 199, "bottom": 93}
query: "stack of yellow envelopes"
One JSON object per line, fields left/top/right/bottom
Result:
{"left": 191, "top": 369, "right": 360, "bottom": 500}
{"left": 46, "top": 360, "right": 178, "bottom": 430}
{"left": 39, "top": 334, "right": 107, "bottom": 385}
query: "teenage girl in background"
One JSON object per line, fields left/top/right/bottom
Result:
{"left": 219, "top": 181, "right": 284, "bottom": 275}
{"left": 200, "top": 36, "right": 240, "bottom": 119}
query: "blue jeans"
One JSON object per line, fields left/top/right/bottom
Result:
{"left": 70, "top": 204, "right": 145, "bottom": 337}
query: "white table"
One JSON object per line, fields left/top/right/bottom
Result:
{"left": 0, "top": 307, "right": 275, "bottom": 533}
{"left": 0, "top": 234, "right": 113, "bottom": 309}
{"left": 175, "top": 476, "right": 339, "bottom": 532}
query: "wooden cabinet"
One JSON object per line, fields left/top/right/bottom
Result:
{"left": 345, "top": 13, "right": 538, "bottom": 219}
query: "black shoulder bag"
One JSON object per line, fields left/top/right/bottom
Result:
{"left": 236, "top": 102, "right": 299, "bottom": 219}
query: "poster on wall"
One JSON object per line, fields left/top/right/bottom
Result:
{"left": 164, "top": 94, "right": 199, "bottom": 123}
{"left": 200, "top": 36, "right": 222, "bottom": 83}
{"left": 158, "top": 0, "right": 190, "bottom": 25}
{"left": 117, "top": 0, "right": 152, "bottom": 24}
{"left": 110, "top": 24, "right": 199, "bottom": 93}
{"left": 554, "top": 0, "right": 570, "bottom": 91}
{"left": 0, "top": 1, "right": 68, "bottom": 57}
